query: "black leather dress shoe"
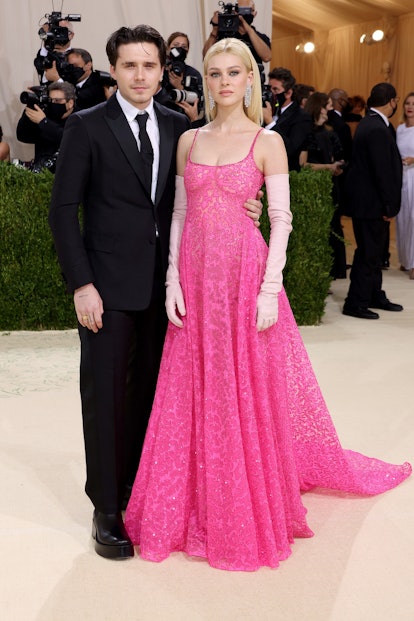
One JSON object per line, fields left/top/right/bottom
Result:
{"left": 370, "top": 300, "right": 403, "bottom": 312}
{"left": 342, "top": 305, "right": 379, "bottom": 319}
{"left": 92, "top": 511, "right": 134, "bottom": 560}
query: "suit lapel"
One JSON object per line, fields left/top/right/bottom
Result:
{"left": 104, "top": 95, "right": 152, "bottom": 201}
{"left": 154, "top": 102, "right": 174, "bottom": 206}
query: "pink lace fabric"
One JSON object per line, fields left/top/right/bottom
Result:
{"left": 125, "top": 132, "right": 411, "bottom": 571}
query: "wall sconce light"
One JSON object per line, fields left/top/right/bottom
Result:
{"left": 295, "top": 41, "right": 315, "bottom": 54}
{"left": 372, "top": 29, "right": 384, "bottom": 41}
{"left": 360, "top": 29, "right": 385, "bottom": 44}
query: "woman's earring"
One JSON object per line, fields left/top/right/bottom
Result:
{"left": 208, "top": 90, "right": 215, "bottom": 109}
{"left": 244, "top": 84, "right": 252, "bottom": 108}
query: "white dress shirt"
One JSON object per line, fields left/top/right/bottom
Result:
{"left": 116, "top": 90, "right": 160, "bottom": 202}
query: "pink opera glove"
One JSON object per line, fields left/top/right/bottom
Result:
{"left": 165, "top": 175, "right": 187, "bottom": 327}
{"left": 256, "top": 174, "right": 292, "bottom": 331}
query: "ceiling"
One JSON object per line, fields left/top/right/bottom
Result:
{"left": 272, "top": 0, "right": 414, "bottom": 38}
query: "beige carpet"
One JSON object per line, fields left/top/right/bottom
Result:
{"left": 1, "top": 257, "right": 414, "bottom": 620}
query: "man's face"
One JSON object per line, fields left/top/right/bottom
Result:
{"left": 269, "top": 79, "right": 284, "bottom": 96}
{"left": 269, "top": 78, "right": 293, "bottom": 105}
{"left": 48, "top": 89, "right": 74, "bottom": 118}
{"left": 238, "top": 0, "right": 256, "bottom": 14}
{"left": 110, "top": 42, "right": 164, "bottom": 109}
{"left": 237, "top": 0, "right": 256, "bottom": 31}
{"left": 334, "top": 91, "right": 348, "bottom": 112}
{"left": 67, "top": 53, "right": 92, "bottom": 82}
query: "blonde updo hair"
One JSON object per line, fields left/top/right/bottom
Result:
{"left": 203, "top": 38, "right": 263, "bottom": 125}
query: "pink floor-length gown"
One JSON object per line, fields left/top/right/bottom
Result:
{"left": 125, "top": 130, "right": 411, "bottom": 571}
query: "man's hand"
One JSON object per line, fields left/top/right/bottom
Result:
{"left": 168, "top": 69, "right": 184, "bottom": 90}
{"left": 238, "top": 15, "right": 251, "bottom": 36}
{"left": 262, "top": 101, "right": 274, "bottom": 125}
{"left": 177, "top": 98, "right": 200, "bottom": 122}
{"left": 331, "top": 161, "right": 344, "bottom": 176}
{"left": 245, "top": 189, "right": 264, "bottom": 228}
{"left": 44, "top": 61, "right": 60, "bottom": 83}
{"left": 74, "top": 283, "right": 104, "bottom": 333}
{"left": 25, "top": 104, "right": 46, "bottom": 124}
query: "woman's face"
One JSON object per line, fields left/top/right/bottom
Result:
{"left": 317, "top": 98, "right": 332, "bottom": 125}
{"left": 168, "top": 36, "right": 189, "bottom": 53}
{"left": 206, "top": 52, "right": 252, "bottom": 110}
{"left": 404, "top": 96, "right": 414, "bottom": 122}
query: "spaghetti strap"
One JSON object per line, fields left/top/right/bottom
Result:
{"left": 187, "top": 128, "right": 201, "bottom": 160}
{"left": 249, "top": 128, "right": 264, "bottom": 155}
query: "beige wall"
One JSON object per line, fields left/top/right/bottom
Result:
{"left": 270, "top": 12, "right": 414, "bottom": 124}
{"left": 0, "top": 0, "right": 272, "bottom": 160}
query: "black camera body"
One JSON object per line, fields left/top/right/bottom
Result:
{"left": 261, "top": 84, "right": 273, "bottom": 108}
{"left": 20, "top": 85, "right": 50, "bottom": 111}
{"left": 169, "top": 75, "right": 203, "bottom": 107}
{"left": 39, "top": 11, "right": 81, "bottom": 52}
{"left": 35, "top": 11, "right": 81, "bottom": 79}
{"left": 166, "top": 46, "right": 188, "bottom": 78}
{"left": 217, "top": 1, "right": 253, "bottom": 39}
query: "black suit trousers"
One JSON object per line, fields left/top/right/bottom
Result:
{"left": 79, "top": 245, "right": 167, "bottom": 513}
{"left": 346, "top": 218, "right": 386, "bottom": 308}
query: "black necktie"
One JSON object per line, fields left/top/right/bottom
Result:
{"left": 136, "top": 112, "right": 154, "bottom": 195}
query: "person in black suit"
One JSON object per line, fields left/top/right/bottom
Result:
{"left": 327, "top": 88, "right": 353, "bottom": 164}
{"left": 49, "top": 25, "right": 262, "bottom": 560}
{"left": 64, "top": 48, "right": 107, "bottom": 110}
{"left": 343, "top": 82, "right": 403, "bottom": 319}
{"left": 263, "top": 67, "right": 312, "bottom": 171}
{"left": 16, "top": 80, "right": 76, "bottom": 172}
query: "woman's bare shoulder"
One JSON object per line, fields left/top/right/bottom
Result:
{"left": 259, "top": 128, "right": 285, "bottom": 148}
{"left": 255, "top": 129, "right": 288, "bottom": 174}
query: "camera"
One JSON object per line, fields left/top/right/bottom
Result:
{"left": 95, "top": 71, "right": 117, "bottom": 88}
{"left": 166, "top": 46, "right": 187, "bottom": 78}
{"left": 38, "top": 11, "right": 81, "bottom": 52}
{"left": 217, "top": 1, "right": 253, "bottom": 39}
{"left": 169, "top": 89, "right": 198, "bottom": 105}
{"left": 34, "top": 11, "right": 81, "bottom": 79}
{"left": 168, "top": 76, "right": 204, "bottom": 112}
{"left": 20, "top": 85, "right": 49, "bottom": 111}
{"left": 31, "top": 152, "right": 59, "bottom": 174}
{"left": 261, "top": 84, "right": 273, "bottom": 108}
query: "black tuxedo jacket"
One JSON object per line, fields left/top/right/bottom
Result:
{"left": 75, "top": 71, "right": 107, "bottom": 110}
{"left": 49, "top": 95, "right": 189, "bottom": 310}
{"left": 345, "top": 111, "right": 402, "bottom": 219}
{"left": 327, "top": 110, "right": 353, "bottom": 163}
{"left": 271, "top": 102, "right": 312, "bottom": 171}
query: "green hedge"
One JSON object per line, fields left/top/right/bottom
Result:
{"left": 260, "top": 168, "right": 334, "bottom": 325}
{"left": 0, "top": 162, "right": 333, "bottom": 329}
{"left": 0, "top": 161, "right": 75, "bottom": 330}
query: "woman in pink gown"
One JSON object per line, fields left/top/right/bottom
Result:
{"left": 125, "top": 39, "right": 411, "bottom": 571}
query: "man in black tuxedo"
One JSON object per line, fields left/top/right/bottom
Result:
{"left": 64, "top": 48, "right": 107, "bottom": 110}
{"left": 263, "top": 67, "right": 312, "bottom": 171}
{"left": 49, "top": 25, "right": 262, "bottom": 560}
{"left": 343, "top": 82, "right": 403, "bottom": 319}
{"left": 327, "top": 88, "right": 353, "bottom": 164}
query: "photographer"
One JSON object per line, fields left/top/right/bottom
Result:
{"left": 158, "top": 32, "right": 205, "bottom": 126}
{"left": 202, "top": 1, "right": 271, "bottom": 64}
{"left": 263, "top": 67, "right": 312, "bottom": 172}
{"left": 166, "top": 32, "right": 202, "bottom": 89}
{"left": 35, "top": 19, "right": 75, "bottom": 84}
{"left": 16, "top": 81, "right": 75, "bottom": 172}
{"left": 63, "top": 49, "right": 107, "bottom": 110}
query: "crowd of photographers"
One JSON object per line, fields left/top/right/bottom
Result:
{"left": 9, "top": 1, "right": 358, "bottom": 180}
{"left": 10, "top": 1, "right": 277, "bottom": 172}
